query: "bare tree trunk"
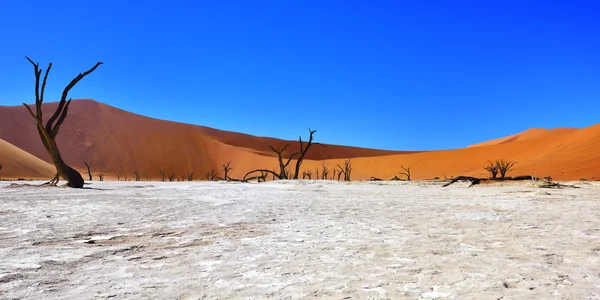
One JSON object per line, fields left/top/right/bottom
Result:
{"left": 84, "top": 161, "right": 93, "bottom": 181}
{"left": 22, "top": 57, "right": 102, "bottom": 188}
{"left": 337, "top": 159, "right": 353, "bottom": 181}
{"left": 399, "top": 165, "right": 411, "bottom": 181}
{"left": 293, "top": 129, "right": 321, "bottom": 179}
{"left": 222, "top": 162, "right": 233, "bottom": 181}
{"left": 187, "top": 169, "right": 195, "bottom": 181}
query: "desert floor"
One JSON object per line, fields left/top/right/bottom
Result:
{"left": 1, "top": 180, "right": 600, "bottom": 299}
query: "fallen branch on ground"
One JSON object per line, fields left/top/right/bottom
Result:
{"left": 442, "top": 175, "right": 539, "bottom": 188}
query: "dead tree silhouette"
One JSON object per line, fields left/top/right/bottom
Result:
{"left": 22, "top": 57, "right": 102, "bottom": 187}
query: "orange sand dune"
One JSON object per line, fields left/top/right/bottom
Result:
{"left": 0, "top": 138, "right": 55, "bottom": 179}
{"left": 467, "top": 127, "right": 578, "bottom": 148}
{"left": 328, "top": 123, "right": 600, "bottom": 181}
{"left": 0, "top": 99, "right": 403, "bottom": 180}
{"left": 1, "top": 99, "right": 598, "bottom": 181}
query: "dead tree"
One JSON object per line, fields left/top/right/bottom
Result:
{"left": 159, "top": 169, "right": 167, "bottom": 182}
{"left": 302, "top": 170, "right": 312, "bottom": 180}
{"left": 84, "top": 160, "right": 93, "bottom": 181}
{"left": 320, "top": 164, "right": 329, "bottom": 180}
{"left": 270, "top": 144, "right": 297, "bottom": 179}
{"left": 22, "top": 57, "right": 102, "bottom": 188}
{"left": 206, "top": 168, "right": 217, "bottom": 181}
{"left": 337, "top": 159, "right": 353, "bottom": 181}
{"left": 483, "top": 160, "right": 499, "bottom": 178}
{"left": 399, "top": 165, "right": 411, "bottom": 181}
{"left": 168, "top": 172, "right": 175, "bottom": 182}
{"left": 292, "top": 128, "right": 320, "bottom": 179}
{"left": 98, "top": 173, "right": 104, "bottom": 181}
{"left": 244, "top": 144, "right": 298, "bottom": 181}
{"left": 259, "top": 171, "right": 268, "bottom": 182}
{"left": 187, "top": 169, "right": 195, "bottom": 181}
{"left": 332, "top": 168, "right": 337, "bottom": 180}
{"left": 539, "top": 182, "right": 579, "bottom": 189}
{"left": 133, "top": 170, "right": 141, "bottom": 181}
{"left": 497, "top": 159, "right": 516, "bottom": 178}
{"left": 222, "top": 161, "right": 233, "bottom": 181}
{"left": 116, "top": 173, "right": 122, "bottom": 181}
{"left": 315, "top": 168, "right": 319, "bottom": 180}
{"left": 442, "top": 176, "right": 481, "bottom": 187}
{"left": 443, "top": 175, "right": 537, "bottom": 188}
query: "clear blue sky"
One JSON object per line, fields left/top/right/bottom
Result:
{"left": 1, "top": 0, "right": 599, "bottom": 150}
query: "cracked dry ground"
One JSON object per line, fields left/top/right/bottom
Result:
{"left": 1, "top": 180, "right": 600, "bottom": 299}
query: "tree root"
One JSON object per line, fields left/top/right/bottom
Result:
{"left": 41, "top": 173, "right": 60, "bottom": 186}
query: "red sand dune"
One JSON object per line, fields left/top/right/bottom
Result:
{"left": 0, "top": 138, "right": 55, "bottom": 179}
{"left": 467, "top": 128, "right": 578, "bottom": 148}
{"left": 0, "top": 100, "right": 405, "bottom": 180}
{"left": 0, "top": 99, "right": 598, "bottom": 181}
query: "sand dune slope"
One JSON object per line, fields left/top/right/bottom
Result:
{"left": 332, "top": 124, "right": 600, "bottom": 181}
{"left": 1, "top": 99, "right": 598, "bottom": 181}
{"left": 467, "top": 128, "right": 578, "bottom": 148}
{"left": 0, "top": 138, "right": 55, "bottom": 179}
{"left": 0, "top": 100, "right": 402, "bottom": 180}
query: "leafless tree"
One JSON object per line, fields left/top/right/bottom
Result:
{"left": 259, "top": 171, "right": 269, "bottom": 182}
{"left": 168, "top": 172, "right": 175, "bottom": 182}
{"left": 159, "top": 169, "right": 167, "bottom": 182}
{"left": 222, "top": 161, "right": 233, "bottom": 181}
{"left": 98, "top": 173, "right": 104, "bottom": 181}
{"left": 116, "top": 173, "right": 122, "bottom": 181}
{"left": 496, "top": 159, "right": 517, "bottom": 178}
{"left": 187, "top": 169, "right": 195, "bottom": 181}
{"left": 483, "top": 160, "right": 499, "bottom": 179}
{"left": 245, "top": 129, "right": 322, "bottom": 181}
{"left": 84, "top": 160, "right": 93, "bottom": 181}
{"left": 332, "top": 168, "right": 337, "bottom": 180}
{"left": 320, "top": 163, "right": 329, "bottom": 180}
{"left": 133, "top": 170, "right": 141, "bottom": 181}
{"left": 244, "top": 145, "right": 297, "bottom": 180}
{"left": 337, "top": 159, "right": 353, "bottom": 181}
{"left": 22, "top": 57, "right": 102, "bottom": 187}
{"left": 302, "top": 170, "right": 312, "bottom": 179}
{"left": 399, "top": 165, "right": 411, "bottom": 181}
{"left": 292, "top": 129, "right": 320, "bottom": 179}
{"left": 206, "top": 168, "right": 218, "bottom": 181}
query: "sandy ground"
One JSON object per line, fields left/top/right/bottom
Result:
{"left": 1, "top": 180, "right": 600, "bottom": 299}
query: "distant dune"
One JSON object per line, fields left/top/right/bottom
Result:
{"left": 467, "top": 128, "right": 578, "bottom": 148}
{"left": 0, "top": 99, "right": 598, "bottom": 181}
{"left": 0, "top": 138, "right": 55, "bottom": 179}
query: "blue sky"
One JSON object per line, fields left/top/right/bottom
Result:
{"left": 1, "top": 0, "right": 599, "bottom": 150}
